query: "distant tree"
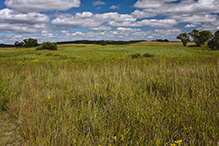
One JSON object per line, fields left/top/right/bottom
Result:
{"left": 14, "top": 41, "right": 24, "bottom": 47}
{"left": 208, "top": 30, "right": 219, "bottom": 50}
{"left": 14, "top": 38, "right": 38, "bottom": 48}
{"left": 189, "top": 29, "right": 212, "bottom": 47}
{"left": 176, "top": 32, "right": 190, "bottom": 47}
{"left": 101, "top": 41, "right": 107, "bottom": 46}
{"left": 156, "top": 39, "right": 169, "bottom": 42}
{"left": 23, "top": 38, "right": 38, "bottom": 47}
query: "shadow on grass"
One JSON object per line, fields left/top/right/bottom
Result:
{"left": 188, "top": 45, "right": 198, "bottom": 47}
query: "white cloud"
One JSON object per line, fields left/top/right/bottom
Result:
{"left": 170, "top": 14, "right": 217, "bottom": 23}
{"left": 75, "top": 12, "right": 93, "bottom": 18}
{"left": 133, "top": 0, "right": 178, "bottom": 9}
{"left": 116, "top": 27, "right": 142, "bottom": 32}
{"left": 131, "top": 10, "right": 157, "bottom": 18}
{"left": 108, "top": 19, "right": 177, "bottom": 28}
{"left": 133, "top": 0, "right": 219, "bottom": 19}
{"left": 110, "top": 5, "right": 120, "bottom": 9}
{"left": 52, "top": 12, "right": 136, "bottom": 28}
{"left": 89, "top": 25, "right": 112, "bottom": 31}
{"left": 184, "top": 24, "right": 197, "bottom": 28}
{"left": 0, "top": 23, "right": 46, "bottom": 34}
{"left": 93, "top": 1, "right": 105, "bottom": 6}
{"left": 165, "top": 0, "right": 219, "bottom": 15}
{"left": 4, "top": 0, "right": 81, "bottom": 13}
{"left": 0, "top": 8, "right": 49, "bottom": 24}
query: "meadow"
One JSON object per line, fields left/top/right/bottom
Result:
{"left": 0, "top": 42, "right": 218, "bottom": 146}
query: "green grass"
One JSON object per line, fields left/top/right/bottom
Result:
{"left": 0, "top": 42, "right": 219, "bottom": 145}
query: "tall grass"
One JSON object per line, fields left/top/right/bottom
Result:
{"left": 1, "top": 54, "right": 219, "bottom": 145}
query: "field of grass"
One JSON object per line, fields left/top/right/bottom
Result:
{"left": 0, "top": 42, "right": 219, "bottom": 146}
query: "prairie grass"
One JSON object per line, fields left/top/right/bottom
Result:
{"left": 0, "top": 42, "right": 219, "bottom": 145}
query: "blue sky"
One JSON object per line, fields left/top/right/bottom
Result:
{"left": 0, "top": 0, "right": 218, "bottom": 44}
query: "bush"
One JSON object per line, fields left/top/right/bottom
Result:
{"left": 129, "top": 53, "right": 141, "bottom": 59}
{"left": 142, "top": 53, "right": 155, "bottom": 58}
{"left": 36, "top": 42, "right": 57, "bottom": 51}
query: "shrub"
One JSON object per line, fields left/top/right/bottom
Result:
{"left": 36, "top": 42, "right": 57, "bottom": 51}
{"left": 129, "top": 53, "right": 141, "bottom": 59}
{"left": 142, "top": 53, "right": 155, "bottom": 58}
{"left": 46, "top": 53, "right": 53, "bottom": 56}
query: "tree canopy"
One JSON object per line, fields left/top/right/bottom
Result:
{"left": 189, "top": 29, "right": 212, "bottom": 47}
{"left": 14, "top": 38, "right": 38, "bottom": 48}
{"left": 176, "top": 32, "right": 190, "bottom": 47}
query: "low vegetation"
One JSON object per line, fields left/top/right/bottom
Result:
{"left": 36, "top": 42, "right": 57, "bottom": 51}
{"left": 0, "top": 42, "right": 218, "bottom": 145}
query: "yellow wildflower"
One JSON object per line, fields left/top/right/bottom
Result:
{"left": 175, "top": 140, "right": 182, "bottom": 144}
{"left": 48, "top": 96, "right": 51, "bottom": 100}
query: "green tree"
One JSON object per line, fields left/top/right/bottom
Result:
{"left": 176, "top": 32, "right": 190, "bottom": 47}
{"left": 14, "top": 41, "right": 24, "bottom": 47}
{"left": 23, "top": 38, "right": 38, "bottom": 47}
{"left": 208, "top": 30, "right": 219, "bottom": 50}
{"left": 189, "top": 29, "right": 212, "bottom": 47}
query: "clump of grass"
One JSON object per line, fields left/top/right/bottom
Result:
{"left": 142, "top": 53, "right": 155, "bottom": 58}
{"left": 35, "top": 53, "right": 41, "bottom": 56}
{"left": 129, "top": 53, "right": 141, "bottom": 58}
{"left": 45, "top": 52, "right": 53, "bottom": 56}
{"left": 129, "top": 53, "right": 155, "bottom": 59}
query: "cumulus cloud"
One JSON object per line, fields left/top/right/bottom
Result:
{"left": 4, "top": 0, "right": 81, "bottom": 13}
{"left": 0, "top": 23, "right": 47, "bottom": 34}
{"left": 110, "top": 5, "right": 121, "bottom": 9}
{"left": 133, "top": 0, "right": 178, "bottom": 9}
{"left": 184, "top": 24, "right": 198, "bottom": 28}
{"left": 133, "top": 0, "right": 219, "bottom": 18}
{"left": 170, "top": 14, "right": 217, "bottom": 23}
{"left": 52, "top": 11, "right": 177, "bottom": 29}
{"left": 93, "top": 0, "right": 105, "bottom": 6}
{"left": 89, "top": 25, "right": 112, "bottom": 31}
{"left": 52, "top": 12, "right": 136, "bottom": 28}
{"left": 0, "top": 8, "right": 49, "bottom": 24}
{"left": 131, "top": 10, "right": 157, "bottom": 18}
{"left": 165, "top": 0, "right": 219, "bottom": 15}
{"left": 108, "top": 19, "right": 177, "bottom": 28}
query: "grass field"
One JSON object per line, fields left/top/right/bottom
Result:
{"left": 0, "top": 42, "right": 219, "bottom": 146}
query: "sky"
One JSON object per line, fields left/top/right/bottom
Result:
{"left": 0, "top": 0, "right": 218, "bottom": 44}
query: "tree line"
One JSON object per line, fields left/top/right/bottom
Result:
{"left": 176, "top": 29, "right": 219, "bottom": 50}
